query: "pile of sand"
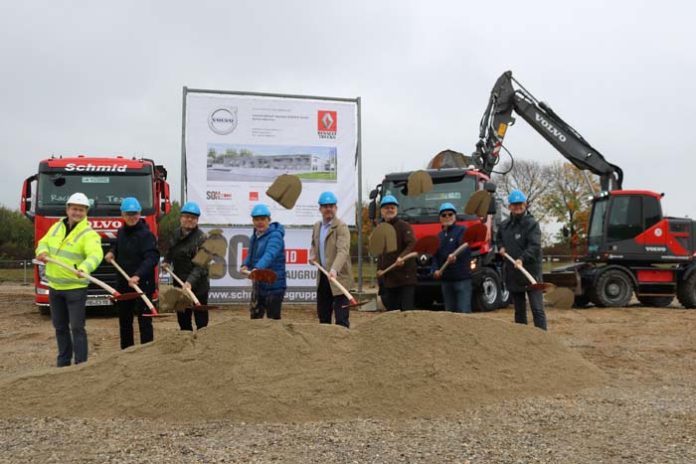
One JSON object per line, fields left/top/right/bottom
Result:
{"left": 0, "top": 311, "right": 604, "bottom": 422}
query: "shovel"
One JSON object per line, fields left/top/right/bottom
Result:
{"left": 464, "top": 190, "right": 492, "bottom": 217}
{"left": 161, "top": 263, "right": 214, "bottom": 310}
{"left": 368, "top": 222, "right": 398, "bottom": 256}
{"left": 436, "top": 223, "right": 489, "bottom": 274}
{"left": 34, "top": 257, "right": 141, "bottom": 302}
{"left": 377, "top": 235, "right": 439, "bottom": 278}
{"left": 192, "top": 229, "right": 229, "bottom": 270}
{"left": 266, "top": 174, "right": 302, "bottom": 209}
{"left": 109, "top": 259, "right": 170, "bottom": 318}
{"left": 310, "top": 260, "right": 368, "bottom": 308}
{"left": 407, "top": 170, "right": 433, "bottom": 197}
{"left": 499, "top": 252, "right": 554, "bottom": 293}
{"left": 241, "top": 268, "right": 277, "bottom": 283}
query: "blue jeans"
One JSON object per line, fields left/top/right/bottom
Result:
{"left": 441, "top": 279, "right": 472, "bottom": 313}
{"left": 49, "top": 287, "right": 88, "bottom": 367}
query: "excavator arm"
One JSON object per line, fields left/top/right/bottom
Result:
{"left": 473, "top": 71, "right": 623, "bottom": 191}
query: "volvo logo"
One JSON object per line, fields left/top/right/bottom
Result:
{"left": 208, "top": 107, "right": 238, "bottom": 135}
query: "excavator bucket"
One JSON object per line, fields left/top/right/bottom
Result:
{"left": 406, "top": 170, "right": 433, "bottom": 197}
{"left": 427, "top": 149, "right": 472, "bottom": 169}
{"left": 266, "top": 174, "right": 302, "bottom": 209}
{"left": 368, "top": 222, "right": 398, "bottom": 256}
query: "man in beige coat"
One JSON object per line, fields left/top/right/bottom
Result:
{"left": 310, "top": 192, "right": 353, "bottom": 328}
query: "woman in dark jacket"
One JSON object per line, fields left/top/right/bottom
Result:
{"left": 241, "top": 203, "right": 287, "bottom": 319}
{"left": 105, "top": 197, "right": 160, "bottom": 349}
{"left": 164, "top": 201, "right": 210, "bottom": 331}
{"left": 432, "top": 203, "right": 472, "bottom": 313}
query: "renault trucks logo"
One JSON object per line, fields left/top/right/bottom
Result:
{"left": 535, "top": 113, "right": 567, "bottom": 142}
{"left": 208, "top": 107, "right": 238, "bottom": 135}
{"left": 317, "top": 110, "right": 337, "bottom": 139}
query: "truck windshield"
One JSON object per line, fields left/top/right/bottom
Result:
{"left": 382, "top": 175, "right": 477, "bottom": 221}
{"left": 36, "top": 173, "right": 153, "bottom": 216}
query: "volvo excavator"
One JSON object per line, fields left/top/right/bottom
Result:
{"left": 474, "top": 71, "right": 696, "bottom": 308}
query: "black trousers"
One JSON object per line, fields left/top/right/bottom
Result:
{"left": 382, "top": 285, "right": 415, "bottom": 311}
{"left": 117, "top": 296, "right": 154, "bottom": 350}
{"left": 177, "top": 291, "right": 209, "bottom": 331}
{"left": 250, "top": 287, "right": 284, "bottom": 320}
{"left": 512, "top": 290, "right": 547, "bottom": 330}
{"left": 317, "top": 273, "right": 350, "bottom": 328}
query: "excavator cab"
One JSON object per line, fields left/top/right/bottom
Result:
{"left": 585, "top": 190, "right": 693, "bottom": 263}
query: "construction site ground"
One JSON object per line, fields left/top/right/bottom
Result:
{"left": 0, "top": 282, "right": 694, "bottom": 463}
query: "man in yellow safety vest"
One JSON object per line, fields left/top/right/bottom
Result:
{"left": 35, "top": 192, "right": 103, "bottom": 367}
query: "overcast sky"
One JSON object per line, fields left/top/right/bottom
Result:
{"left": 2, "top": 0, "right": 694, "bottom": 220}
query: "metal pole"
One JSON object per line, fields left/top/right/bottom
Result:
{"left": 356, "top": 97, "right": 363, "bottom": 294}
{"left": 181, "top": 86, "right": 188, "bottom": 205}
{"left": 22, "top": 260, "right": 28, "bottom": 286}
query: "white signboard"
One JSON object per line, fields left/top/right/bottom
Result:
{"left": 201, "top": 226, "right": 318, "bottom": 303}
{"left": 184, "top": 91, "right": 359, "bottom": 226}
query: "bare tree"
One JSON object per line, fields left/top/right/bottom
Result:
{"left": 492, "top": 159, "right": 553, "bottom": 222}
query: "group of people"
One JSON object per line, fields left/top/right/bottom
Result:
{"left": 373, "top": 190, "right": 546, "bottom": 330}
{"left": 36, "top": 187, "right": 545, "bottom": 368}
{"left": 36, "top": 194, "right": 213, "bottom": 367}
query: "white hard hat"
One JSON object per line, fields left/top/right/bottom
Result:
{"left": 66, "top": 192, "right": 91, "bottom": 208}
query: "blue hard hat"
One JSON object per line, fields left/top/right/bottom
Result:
{"left": 181, "top": 201, "right": 201, "bottom": 216}
{"left": 380, "top": 195, "right": 399, "bottom": 207}
{"left": 508, "top": 190, "right": 528, "bottom": 204}
{"left": 439, "top": 202, "right": 457, "bottom": 214}
{"left": 251, "top": 203, "right": 271, "bottom": 217}
{"left": 120, "top": 197, "right": 142, "bottom": 213}
{"left": 318, "top": 191, "right": 338, "bottom": 205}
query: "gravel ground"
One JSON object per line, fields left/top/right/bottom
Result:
{"left": 1, "top": 284, "right": 695, "bottom": 463}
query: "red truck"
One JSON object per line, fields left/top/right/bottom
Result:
{"left": 21, "top": 156, "right": 171, "bottom": 311}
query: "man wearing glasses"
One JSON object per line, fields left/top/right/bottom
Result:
{"left": 432, "top": 203, "right": 472, "bottom": 313}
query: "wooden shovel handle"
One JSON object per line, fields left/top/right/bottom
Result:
{"left": 501, "top": 252, "right": 538, "bottom": 285}
{"left": 438, "top": 243, "right": 471, "bottom": 273}
{"left": 162, "top": 263, "right": 202, "bottom": 306}
{"left": 377, "top": 251, "right": 418, "bottom": 277}
{"left": 41, "top": 257, "right": 120, "bottom": 296}
{"left": 109, "top": 259, "right": 157, "bottom": 312}
{"left": 310, "top": 260, "right": 357, "bottom": 304}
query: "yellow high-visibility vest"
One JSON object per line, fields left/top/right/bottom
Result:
{"left": 35, "top": 217, "right": 104, "bottom": 290}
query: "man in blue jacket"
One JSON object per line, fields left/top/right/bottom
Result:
{"left": 104, "top": 197, "right": 160, "bottom": 349}
{"left": 241, "top": 204, "right": 287, "bottom": 319}
{"left": 432, "top": 203, "right": 472, "bottom": 313}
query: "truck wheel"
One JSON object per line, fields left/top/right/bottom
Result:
{"left": 637, "top": 296, "right": 674, "bottom": 307}
{"left": 590, "top": 269, "right": 633, "bottom": 307}
{"left": 473, "top": 268, "right": 501, "bottom": 312}
{"left": 677, "top": 272, "right": 696, "bottom": 308}
{"left": 39, "top": 306, "right": 51, "bottom": 316}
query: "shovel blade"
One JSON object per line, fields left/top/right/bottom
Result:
{"left": 111, "top": 292, "right": 143, "bottom": 302}
{"left": 343, "top": 299, "right": 369, "bottom": 309}
{"left": 464, "top": 190, "right": 491, "bottom": 217}
{"left": 407, "top": 170, "right": 433, "bottom": 197}
{"left": 368, "top": 222, "right": 398, "bottom": 256}
{"left": 413, "top": 235, "right": 439, "bottom": 255}
{"left": 266, "top": 174, "right": 302, "bottom": 209}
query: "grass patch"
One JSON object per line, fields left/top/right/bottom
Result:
{"left": 0, "top": 267, "right": 31, "bottom": 283}
{"left": 296, "top": 172, "right": 337, "bottom": 181}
